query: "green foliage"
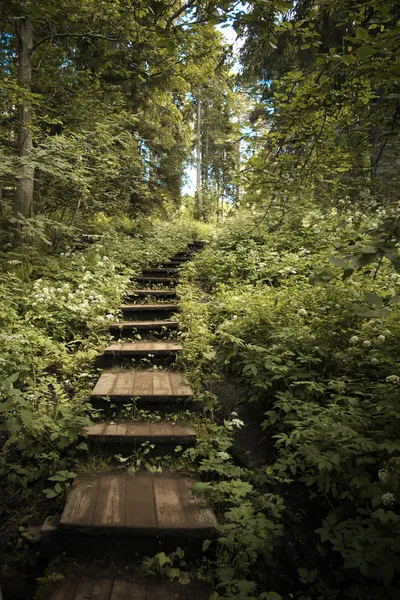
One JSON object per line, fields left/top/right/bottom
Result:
{"left": 0, "top": 217, "right": 198, "bottom": 496}
{"left": 180, "top": 209, "right": 400, "bottom": 597}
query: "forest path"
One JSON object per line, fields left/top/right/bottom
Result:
{"left": 46, "top": 241, "right": 215, "bottom": 600}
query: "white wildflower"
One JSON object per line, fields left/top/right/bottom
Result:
{"left": 217, "top": 452, "right": 230, "bottom": 460}
{"left": 350, "top": 336, "right": 359, "bottom": 345}
{"left": 231, "top": 418, "right": 244, "bottom": 428}
{"left": 297, "top": 309, "right": 308, "bottom": 317}
{"left": 378, "top": 469, "right": 388, "bottom": 483}
{"left": 363, "top": 341, "right": 371, "bottom": 348}
{"left": 381, "top": 492, "right": 395, "bottom": 506}
{"left": 377, "top": 334, "right": 386, "bottom": 342}
{"left": 386, "top": 375, "right": 400, "bottom": 385}
{"left": 371, "top": 358, "right": 379, "bottom": 366}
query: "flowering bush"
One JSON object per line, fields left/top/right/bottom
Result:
{"left": 179, "top": 208, "right": 400, "bottom": 598}
{"left": 0, "top": 217, "right": 200, "bottom": 495}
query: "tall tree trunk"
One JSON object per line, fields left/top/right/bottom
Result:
{"left": 15, "top": 5, "right": 34, "bottom": 219}
{"left": 235, "top": 137, "right": 241, "bottom": 207}
{"left": 194, "top": 92, "right": 202, "bottom": 220}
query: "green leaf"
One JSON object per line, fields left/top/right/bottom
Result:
{"left": 329, "top": 256, "right": 347, "bottom": 268}
{"left": 355, "top": 27, "right": 369, "bottom": 41}
{"left": 364, "top": 292, "right": 383, "bottom": 307}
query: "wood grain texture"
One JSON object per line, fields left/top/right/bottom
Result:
{"left": 104, "top": 341, "right": 183, "bottom": 354}
{"left": 111, "top": 580, "right": 147, "bottom": 600}
{"left": 60, "top": 474, "right": 216, "bottom": 535}
{"left": 74, "top": 580, "right": 113, "bottom": 600}
{"left": 51, "top": 579, "right": 212, "bottom": 600}
{"left": 126, "top": 289, "right": 178, "bottom": 297}
{"left": 85, "top": 421, "right": 196, "bottom": 443}
{"left": 109, "top": 320, "right": 179, "bottom": 330}
{"left": 119, "top": 304, "right": 177, "bottom": 311}
{"left": 93, "top": 474, "right": 126, "bottom": 531}
{"left": 153, "top": 477, "right": 187, "bottom": 530}
{"left": 50, "top": 580, "right": 78, "bottom": 600}
{"left": 125, "top": 474, "right": 156, "bottom": 532}
{"left": 91, "top": 371, "right": 193, "bottom": 399}
{"left": 60, "top": 478, "right": 99, "bottom": 528}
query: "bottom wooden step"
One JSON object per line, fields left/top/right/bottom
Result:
{"left": 50, "top": 578, "right": 211, "bottom": 600}
{"left": 54, "top": 473, "right": 216, "bottom": 557}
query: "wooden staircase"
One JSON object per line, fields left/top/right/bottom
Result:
{"left": 46, "top": 241, "right": 215, "bottom": 599}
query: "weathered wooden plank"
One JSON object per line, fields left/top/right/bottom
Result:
{"left": 126, "top": 422, "right": 151, "bottom": 437}
{"left": 111, "top": 580, "right": 146, "bottom": 600}
{"left": 152, "top": 371, "right": 173, "bottom": 396}
{"left": 178, "top": 479, "right": 217, "bottom": 531}
{"left": 74, "top": 580, "right": 114, "bottom": 600}
{"left": 93, "top": 474, "right": 126, "bottom": 531}
{"left": 84, "top": 423, "right": 107, "bottom": 436}
{"left": 84, "top": 422, "right": 196, "bottom": 443}
{"left": 125, "top": 475, "right": 157, "bottom": 532}
{"left": 104, "top": 341, "right": 183, "bottom": 354}
{"left": 60, "top": 478, "right": 99, "bottom": 528}
{"left": 126, "top": 289, "right": 178, "bottom": 297}
{"left": 133, "top": 371, "right": 154, "bottom": 396}
{"left": 92, "top": 372, "right": 117, "bottom": 397}
{"left": 169, "top": 372, "right": 193, "bottom": 397}
{"left": 171, "top": 424, "right": 196, "bottom": 438}
{"left": 92, "top": 371, "right": 192, "bottom": 400}
{"left": 50, "top": 580, "right": 79, "bottom": 600}
{"left": 113, "top": 371, "right": 135, "bottom": 396}
{"left": 104, "top": 423, "right": 118, "bottom": 436}
{"left": 150, "top": 423, "right": 173, "bottom": 437}
{"left": 115, "top": 423, "right": 128, "bottom": 436}
{"left": 110, "top": 320, "right": 178, "bottom": 330}
{"left": 145, "top": 583, "right": 177, "bottom": 600}
{"left": 120, "top": 304, "right": 177, "bottom": 311}
{"left": 153, "top": 477, "right": 187, "bottom": 530}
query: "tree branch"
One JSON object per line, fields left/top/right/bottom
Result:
{"left": 32, "top": 31, "right": 118, "bottom": 52}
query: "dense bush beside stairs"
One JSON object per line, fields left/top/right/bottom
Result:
{"left": 0, "top": 217, "right": 203, "bottom": 557}
{"left": 178, "top": 209, "right": 400, "bottom": 599}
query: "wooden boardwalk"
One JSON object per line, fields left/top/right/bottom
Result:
{"left": 45, "top": 243, "right": 213, "bottom": 598}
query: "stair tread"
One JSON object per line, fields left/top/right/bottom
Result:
{"left": 120, "top": 304, "right": 177, "bottom": 310}
{"left": 60, "top": 473, "right": 216, "bottom": 534}
{"left": 110, "top": 320, "right": 178, "bottom": 329}
{"left": 104, "top": 341, "right": 183, "bottom": 354}
{"left": 50, "top": 578, "right": 211, "bottom": 600}
{"left": 135, "top": 277, "right": 178, "bottom": 282}
{"left": 127, "top": 289, "right": 178, "bottom": 295}
{"left": 91, "top": 370, "right": 193, "bottom": 399}
{"left": 85, "top": 421, "right": 196, "bottom": 440}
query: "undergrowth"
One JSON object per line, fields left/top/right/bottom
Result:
{"left": 177, "top": 204, "right": 400, "bottom": 599}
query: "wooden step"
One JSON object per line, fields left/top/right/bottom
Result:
{"left": 141, "top": 268, "right": 179, "bottom": 275}
{"left": 161, "top": 261, "right": 187, "bottom": 268}
{"left": 104, "top": 341, "right": 183, "bottom": 356}
{"left": 58, "top": 473, "right": 216, "bottom": 556}
{"left": 120, "top": 304, "right": 177, "bottom": 320}
{"left": 120, "top": 303, "right": 177, "bottom": 312}
{"left": 134, "top": 277, "right": 178, "bottom": 285}
{"left": 125, "top": 289, "right": 178, "bottom": 299}
{"left": 91, "top": 370, "right": 193, "bottom": 402}
{"left": 85, "top": 421, "right": 196, "bottom": 444}
{"left": 50, "top": 578, "right": 211, "bottom": 600}
{"left": 109, "top": 321, "right": 178, "bottom": 339}
{"left": 95, "top": 341, "right": 183, "bottom": 368}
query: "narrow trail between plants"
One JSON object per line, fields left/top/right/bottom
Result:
{"left": 44, "top": 241, "right": 215, "bottom": 600}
